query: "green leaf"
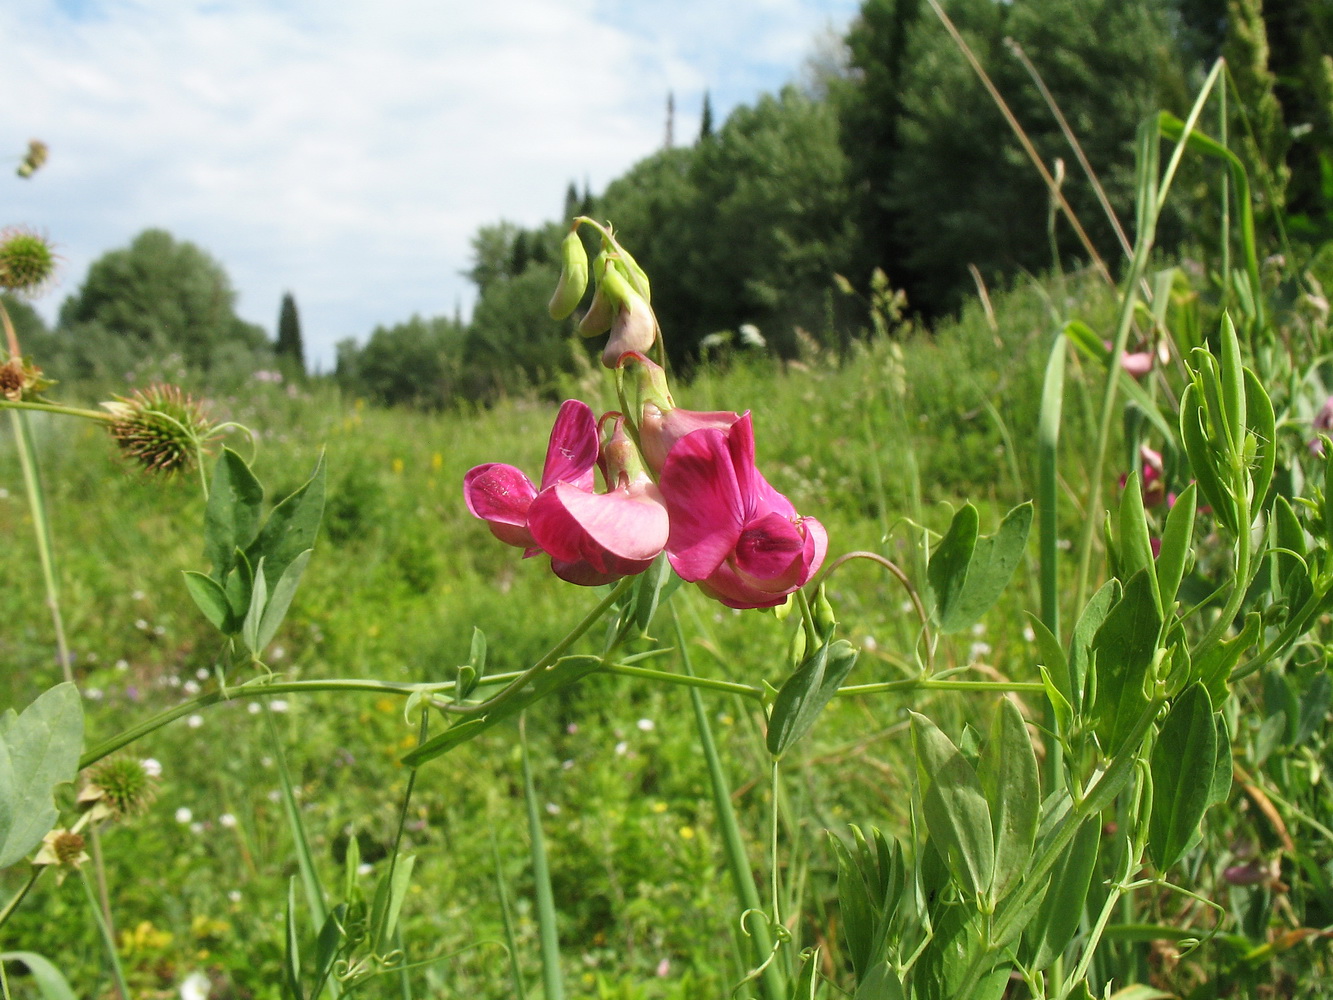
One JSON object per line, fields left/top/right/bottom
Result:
{"left": 1195, "top": 612, "right": 1260, "bottom": 704}
{"left": 928, "top": 503, "right": 1034, "bottom": 634}
{"left": 1069, "top": 581, "right": 1119, "bottom": 714}
{"left": 832, "top": 835, "right": 875, "bottom": 981}
{"left": 855, "top": 962, "right": 905, "bottom": 1000}
{"left": 224, "top": 547, "right": 254, "bottom": 622}
{"left": 183, "top": 570, "right": 235, "bottom": 634}
{"left": 310, "top": 903, "right": 347, "bottom": 998}
{"left": 205, "top": 448, "right": 264, "bottom": 581}
{"left": 792, "top": 945, "right": 822, "bottom": 1000}
{"left": 767, "top": 638, "right": 858, "bottom": 758}
{"left": 926, "top": 504, "right": 978, "bottom": 630}
{"left": 0, "top": 952, "right": 79, "bottom": 1000}
{"left": 0, "top": 683, "right": 84, "bottom": 870}
{"left": 1244, "top": 367, "right": 1276, "bottom": 515}
{"left": 1179, "top": 383, "right": 1238, "bottom": 535}
{"left": 402, "top": 656, "right": 605, "bottom": 766}
{"left": 241, "top": 559, "right": 269, "bottom": 655}
{"left": 371, "top": 855, "right": 416, "bottom": 952}
{"left": 1117, "top": 472, "right": 1160, "bottom": 610}
{"left": 1148, "top": 684, "right": 1217, "bottom": 871}
{"left": 1022, "top": 815, "right": 1099, "bottom": 971}
{"left": 1027, "top": 614, "right": 1071, "bottom": 728}
{"left": 248, "top": 453, "right": 326, "bottom": 586}
{"left": 977, "top": 699, "right": 1039, "bottom": 902}
{"left": 1155, "top": 483, "right": 1197, "bottom": 611}
{"left": 254, "top": 549, "right": 312, "bottom": 653}
{"left": 1218, "top": 314, "right": 1246, "bottom": 456}
{"left": 283, "top": 877, "right": 304, "bottom": 1000}
{"left": 911, "top": 714, "right": 994, "bottom": 900}
{"left": 1089, "top": 571, "right": 1162, "bottom": 754}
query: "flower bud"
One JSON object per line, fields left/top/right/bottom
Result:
{"left": 0, "top": 356, "right": 53, "bottom": 402}
{"left": 578, "top": 251, "right": 615, "bottom": 338}
{"left": 547, "top": 230, "right": 589, "bottom": 320}
{"left": 602, "top": 287, "right": 657, "bottom": 369}
{"left": 82, "top": 756, "right": 159, "bottom": 820}
{"left": 34, "top": 828, "right": 89, "bottom": 882}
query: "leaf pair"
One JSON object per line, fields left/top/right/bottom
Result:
{"left": 910, "top": 700, "right": 1039, "bottom": 906}
{"left": 926, "top": 503, "right": 1032, "bottom": 634}
{"left": 184, "top": 448, "right": 325, "bottom": 657}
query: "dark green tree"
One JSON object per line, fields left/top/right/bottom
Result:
{"left": 275, "top": 291, "right": 306, "bottom": 379}
{"left": 337, "top": 315, "right": 465, "bottom": 409}
{"left": 57, "top": 228, "right": 268, "bottom": 373}
{"left": 700, "top": 91, "right": 714, "bottom": 141}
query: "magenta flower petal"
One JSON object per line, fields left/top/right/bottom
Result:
{"left": 539, "top": 399, "right": 599, "bottom": 491}
{"left": 639, "top": 402, "right": 740, "bottom": 474}
{"left": 529, "top": 482, "right": 669, "bottom": 570}
{"left": 463, "top": 463, "right": 538, "bottom": 548}
{"left": 732, "top": 511, "right": 807, "bottom": 583}
{"left": 661, "top": 428, "right": 746, "bottom": 581}
{"left": 550, "top": 558, "right": 623, "bottom": 588}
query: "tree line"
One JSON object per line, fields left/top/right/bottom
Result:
{"left": 12, "top": 0, "right": 1331, "bottom": 408}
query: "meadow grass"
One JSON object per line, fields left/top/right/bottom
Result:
{"left": 0, "top": 267, "right": 1121, "bottom": 997}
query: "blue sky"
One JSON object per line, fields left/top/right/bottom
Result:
{"left": 3, "top": 0, "right": 860, "bottom": 370}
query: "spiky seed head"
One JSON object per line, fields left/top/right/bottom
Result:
{"left": 83, "top": 756, "right": 159, "bottom": 819}
{"left": 0, "top": 227, "right": 57, "bottom": 295}
{"left": 102, "top": 383, "right": 218, "bottom": 475}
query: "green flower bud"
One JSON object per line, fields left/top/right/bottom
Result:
{"left": 578, "top": 250, "right": 615, "bottom": 338}
{"left": 101, "top": 383, "right": 219, "bottom": 475}
{"left": 547, "top": 230, "right": 589, "bottom": 320}
{"left": 0, "top": 227, "right": 57, "bottom": 296}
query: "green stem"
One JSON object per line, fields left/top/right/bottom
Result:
{"left": 81, "top": 869, "right": 131, "bottom": 1000}
{"left": 0, "top": 399, "right": 115, "bottom": 422}
{"left": 600, "top": 662, "right": 763, "bottom": 700}
{"left": 839, "top": 678, "right": 1046, "bottom": 697}
{"left": 673, "top": 607, "right": 785, "bottom": 1000}
{"left": 1194, "top": 489, "right": 1252, "bottom": 657}
{"left": 9, "top": 410, "right": 73, "bottom": 684}
{"left": 80, "top": 678, "right": 458, "bottom": 769}
{"left": 458, "top": 577, "right": 635, "bottom": 719}
{"left": 0, "top": 867, "right": 44, "bottom": 931}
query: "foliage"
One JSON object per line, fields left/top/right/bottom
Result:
{"left": 54, "top": 229, "right": 271, "bottom": 377}
{"left": 275, "top": 292, "right": 306, "bottom": 381}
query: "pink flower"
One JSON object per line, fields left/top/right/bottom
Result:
{"left": 659, "top": 413, "right": 827, "bottom": 609}
{"left": 463, "top": 401, "right": 668, "bottom": 585}
{"left": 1121, "top": 351, "right": 1154, "bottom": 378}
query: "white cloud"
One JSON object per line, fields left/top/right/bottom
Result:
{"left": 1, "top": 0, "right": 858, "bottom": 369}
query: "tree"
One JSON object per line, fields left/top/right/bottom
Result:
{"left": 338, "top": 315, "right": 465, "bottom": 409}
{"left": 699, "top": 91, "right": 714, "bottom": 141}
{"left": 57, "top": 229, "right": 268, "bottom": 372}
{"left": 275, "top": 291, "right": 306, "bottom": 378}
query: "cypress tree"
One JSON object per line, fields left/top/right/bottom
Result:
{"left": 276, "top": 291, "right": 306, "bottom": 378}
{"left": 699, "top": 91, "right": 715, "bottom": 141}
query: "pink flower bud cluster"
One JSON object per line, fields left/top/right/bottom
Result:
{"left": 464, "top": 383, "right": 826, "bottom": 609}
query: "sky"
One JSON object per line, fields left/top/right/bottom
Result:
{"left": 2, "top": 0, "right": 860, "bottom": 371}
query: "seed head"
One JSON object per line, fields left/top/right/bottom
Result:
{"left": 102, "top": 384, "right": 218, "bottom": 475}
{"left": 0, "top": 227, "right": 57, "bottom": 296}
{"left": 82, "top": 755, "right": 159, "bottom": 819}
{"left": 34, "top": 828, "right": 89, "bottom": 881}
{"left": 0, "top": 356, "right": 53, "bottom": 402}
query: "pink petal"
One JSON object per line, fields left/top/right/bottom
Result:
{"left": 463, "top": 463, "right": 537, "bottom": 548}
{"left": 695, "top": 563, "right": 789, "bottom": 610}
{"left": 639, "top": 403, "right": 740, "bottom": 475}
{"left": 732, "top": 511, "right": 806, "bottom": 583}
{"left": 550, "top": 558, "right": 624, "bottom": 588}
{"left": 540, "top": 400, "right": 599, "bottom": 491}
{"left": 724, "top": 413, "right": 762, "bottom": 515}
{"left": 661, "top": 428, "right": 745, "bottom": 581}
{"left": 529, "top": 482, "right": 669, "bottom": 568}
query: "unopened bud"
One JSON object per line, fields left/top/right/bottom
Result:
{"left": 602, "top": 289, "right": 657, "bottom": 369}
{"left": 547, "top": 230, "right": 589, "bottom": 320}
{"left": 34, "top": 828, "right": 89, "bottom": 881}
{"left": 0, "top": 356, "right": 53, "bottom": 402}
{"left": 82, "top": 756, "right": 159, "bottom": 820}
{"left": 578, "top": 251, "right": 615, "bottom": 338}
